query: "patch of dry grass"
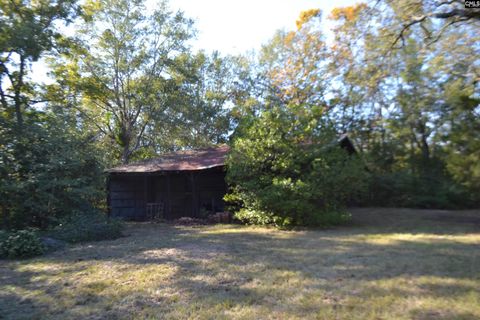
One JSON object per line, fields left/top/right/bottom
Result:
{"left": 1, "top": 208, "right": 479, "bottom": 319}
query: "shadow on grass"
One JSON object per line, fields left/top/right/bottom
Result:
{"left": 1, "top": 208, "right": 479, "bottom": 319}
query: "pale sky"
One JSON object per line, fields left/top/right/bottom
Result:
{"left": 32, "top": 0, "right": 357, "bottom": 82}
{"left": 168, "top": 0, "right": 358, "bottom": 54}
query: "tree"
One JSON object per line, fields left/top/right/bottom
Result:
{"left": 259, "top": 9, "right": 328, "bottom": 108}
{"left": 0, "top": 112, "right": 105, "bottom": 228}
{"left": 384, "top": 0, "right": 480, "bottom": 47}
{"left": 162, "top": 51, "right": 234, "bottom": 148}
{"left": 442, "top": 74, "right": 480, "bottom": 199}
{"left": 0, "top": 0, "right": 78, "bottom": 129}
{"left": 53, "top": 0, "right": 196, "bottom": 164}
{"left": 225, "top": 105, "right": 366, "bottom": 228}
{"left": 326, "top": 1, "right": 479, "bottom": 207}
{"left": 0, "top": 0, "right": 106, "bottom": 228}
{"left": 328, "top": 3, "right": 391, "bottom": 150}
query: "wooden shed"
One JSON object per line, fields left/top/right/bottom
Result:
{"left": 106, "top": 136, "right": 357, "bottom": 221}
{"left": 106, "top": 145, "right": 229, "bottom": 220}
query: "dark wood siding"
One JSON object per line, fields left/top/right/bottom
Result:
{"left": 196, "top": 169, "right": 227, "bottom": 214}
{"left": 108, "top": 167, "right": 227, "bottom": 220}
{"left": 109, "top": 175, "right": 146, "bottom": 220}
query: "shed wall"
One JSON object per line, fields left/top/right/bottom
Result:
{"left": 108, "top": 167, "right": 227, "bottom": 220}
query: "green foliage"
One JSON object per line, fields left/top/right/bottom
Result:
{"left": 0, "top": 0, "right": 79, "bottom": 127}
{"left": 49, "top": 0, "right": 235, "bottom": 164}
{"left": 0, "top": 229, "right": 45, "bottom": 258}
{"left": 231, "top": 208, "right": 276, "bottom": 226}
{"left": 49, "top": 211, "right": 123, "bottom": 243}
{"left": 259, "top": 12, "right": 327, "bottom": 107}
{"left": 0, "top": 113, "right": 105, "bottom": 229}
{"left": 167, "top": 51, "right": 235, "bottom": 148}
{"left": 0, "top": 230, "right": 9, "bottom": 244}
{"left": 442, "top": 82, "right": 480, "bottom": 198}
{"left": 226, "top": 106, "right": 366, "bottom": 228}
{"left": 307, "top": 208, "right": 352, "bottom": 226}
{"left": 322, "top": 1, "right": 480, "bottom": 209}
{"left": 0, "top": 0, "right": 106, "bottom": 230}
{"left": 365, "top": 171, "right": 475, "bottom": 209}
{"left": 0, "top": 0, "right": 477, "bottom": 240}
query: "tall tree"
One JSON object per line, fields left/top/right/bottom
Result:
{"left": 162, "top": 51, "right": 234, "bottom": 149}
{"left": 328, "top": 3, "right": 392, "bottom": 152}
{"left": 259, "top": 9, "right": 328, "bottom": 108}
{"left": 0, "top": 0, "right": 78, "bottom": 129}
{"left": 326, "top": 1, "right": 479, "bottom": 205}
{"left": 0, "top": 0, "right": 100, "bottom": 228}
{"left": 53, "top": 0, "right": 195, "bottom": 164}
{"left": 385, "top": 0, "right": 480, "bottom": 47}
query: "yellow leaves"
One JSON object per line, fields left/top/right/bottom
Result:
{"left": 82, "top": 0, "right": 103, "bottom": 21}
{"left": 284, "top": 31, "right": 296, "bottom": 45}
{"left": 329, "top": 3, "right": 367, "bottom": 21}
{"left": 295, "top": 9, "right": 321, "bottom": 30}
{"left": 261, "top": 8, "right": 328, "bottom": 106}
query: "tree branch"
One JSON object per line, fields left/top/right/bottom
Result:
{"left": 391, "top": 4, "right": 480, "bottom": 48}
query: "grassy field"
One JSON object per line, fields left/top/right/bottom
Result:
{"left": 1, "top": 208, "right": 479, "bottom": 320}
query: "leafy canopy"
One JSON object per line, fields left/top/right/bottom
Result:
{"left": 225, "top": 105, "right": 366, "bottom": 228}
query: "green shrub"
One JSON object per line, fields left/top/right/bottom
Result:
{"left": 226, "top": 106, "right": 367, "bottom": 228}
{"left": 0, "top": 230, "right": 9, "bottom": 243}
{"left": 363, "top": 169, "right": 476, "bottom": 209}
{"left": 0, "top": 229, "right": 45, "bottom": 258}
{"left": 233, "top": 208, "right": 276, "bottom": 226}
{"left": 0, "top": 117, "right": 105, "bottom": 229}
{"left": 49, "top": 211, "right": 123, "bottom": 243}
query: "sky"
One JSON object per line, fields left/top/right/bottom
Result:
{"left": 167, "top": 0, "right": 358, "bottom": 54}
{"left": 32, "top": 0, "right": 358, "bottom": 82}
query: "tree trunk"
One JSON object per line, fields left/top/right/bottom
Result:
{"left": 13, "top": 56, "right": 26, "bottom": 129}
{"left": 121, "top": 144, "right": 131, "bottom": 164}
{"left": 119, "top": 125, "right": 132, "bottom": 164}
{"left": 417, "top": 121, "right": 430, "bottom": 169}
{"left": 420, "top": 133, "right": 430, "bottom": 165}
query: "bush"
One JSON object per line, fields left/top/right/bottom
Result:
{"left": 233, "top": 206, "right": 353, "bottom": 229}
{"left": 0, "top": 229, "right": 45, "bottom": 258}
{"left": 0, "top": 230, "right": 9, "bottom": 243}
{"left": 49, "top": 211, "right": 123, "bottom": 243}
{"left": 363, "top": 169, "right": 476, "bottom": 209}
{"left": 226, "top": 106, "right": 367, "bottom": 228}
{"left": 0, "top": 117, "right": 105, "bottom": 229}
{"left": 233, "top": 208, "right": 276, "bottom": 226}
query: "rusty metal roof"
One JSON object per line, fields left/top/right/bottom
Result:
{"left": 107, "top": 135, "right": 356, "bottom": 174}
{"left": 107, "top": 145, "right": 230, "bottom": 173}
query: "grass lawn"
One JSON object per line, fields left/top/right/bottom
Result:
{"left": 1, "top": 208, "right": 479, "bottom": 320}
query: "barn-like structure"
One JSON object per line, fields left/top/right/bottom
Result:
{"left": 106, "top": 146, "right": 229, "bottom": 220}
{"left": 106, "top": 136, "right": 357, "bottom": 221}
